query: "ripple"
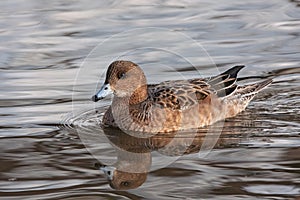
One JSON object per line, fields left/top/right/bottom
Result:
{"left": 244, "top": 184, "right": 300, "bottom": 195}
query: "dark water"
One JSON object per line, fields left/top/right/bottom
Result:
{"left": 1, "top": 0, "right": 300, "bottom": 199}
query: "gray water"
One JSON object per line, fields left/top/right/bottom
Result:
{"left": 1, "top": 0, "right": 300, "bottom": 199}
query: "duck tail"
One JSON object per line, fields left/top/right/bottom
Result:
{"left": 254, "top": 79, "right": 273, "bottom": 91}
{"left": 224, "top": 78, "right": 272, "bottom": 118}
{"left": 234, "top": 78, "right": 273, "bottom": 100}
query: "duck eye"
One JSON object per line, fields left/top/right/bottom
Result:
{"left": 121, "top": 181, "right": 130, "bottom": 187}
{"left": 118, "top": 72, "right": 126, "bottom": 79}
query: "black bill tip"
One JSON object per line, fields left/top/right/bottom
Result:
{"left": 92, "top": 95, "right": 104, "bottom": 102}
{"left": 92, "top": 95, "right": 99, "bottom": 102}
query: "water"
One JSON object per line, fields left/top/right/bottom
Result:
{"left": 1, "top": 0, "right": 300, "bottom": 199}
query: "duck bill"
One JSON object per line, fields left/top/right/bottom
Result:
{"left": 92, "top": 83, "right": 112, "bottom": 102}
{"left": 100, "top": 165, "right": 116, "bottom": 181}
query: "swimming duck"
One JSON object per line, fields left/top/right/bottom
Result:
{"left": 92, "top": 61, "right": 272, "bottom": 133}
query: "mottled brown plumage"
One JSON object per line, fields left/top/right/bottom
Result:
{"left": 93, "top": 60, "right": 272, "bottom": 133}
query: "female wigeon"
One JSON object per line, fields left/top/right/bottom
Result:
{"left": 92, "top": 61, "right": 272, "bottom": 133}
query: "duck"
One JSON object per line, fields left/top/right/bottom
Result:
{"left": 92, "top": 60, "right": 272, "bottom": 133}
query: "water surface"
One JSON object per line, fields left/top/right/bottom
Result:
{"left": 0, "top": 0, "right": 299, "bottom": 199}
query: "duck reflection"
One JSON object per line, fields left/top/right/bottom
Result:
{"left": 97, "top": 148, "right": 150, "bottom": 190}
{"left": 96, "top": 123, "right": 243, "bottom": 190}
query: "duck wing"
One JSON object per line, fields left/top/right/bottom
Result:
{"left": 148, "top": 80, "right": 210, "bottom": 110}
{"left": 203, "top": 65, "right": 245, "bottom": 98}
{"left": 147, "top": 65, "right": 245, "bottom": 110}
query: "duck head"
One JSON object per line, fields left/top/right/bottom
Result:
{"left": 92, "top": 60, "right": 148, "bottom": 104}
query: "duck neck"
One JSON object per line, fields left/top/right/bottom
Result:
{"left": 129, "top": 85, "right": 148, "bottom": 105}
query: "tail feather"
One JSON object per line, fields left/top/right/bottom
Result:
{"left": 253, "top": 79, "right": 273, "bottom": 91}
{"left": 224, "top": 78, "right": 272, "bottom": 118}
{"left": 208, "top": 65, "right": 245, "bottom": 97}
{"left": 235, "top": 79, "right": 273, "bottom": 99}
